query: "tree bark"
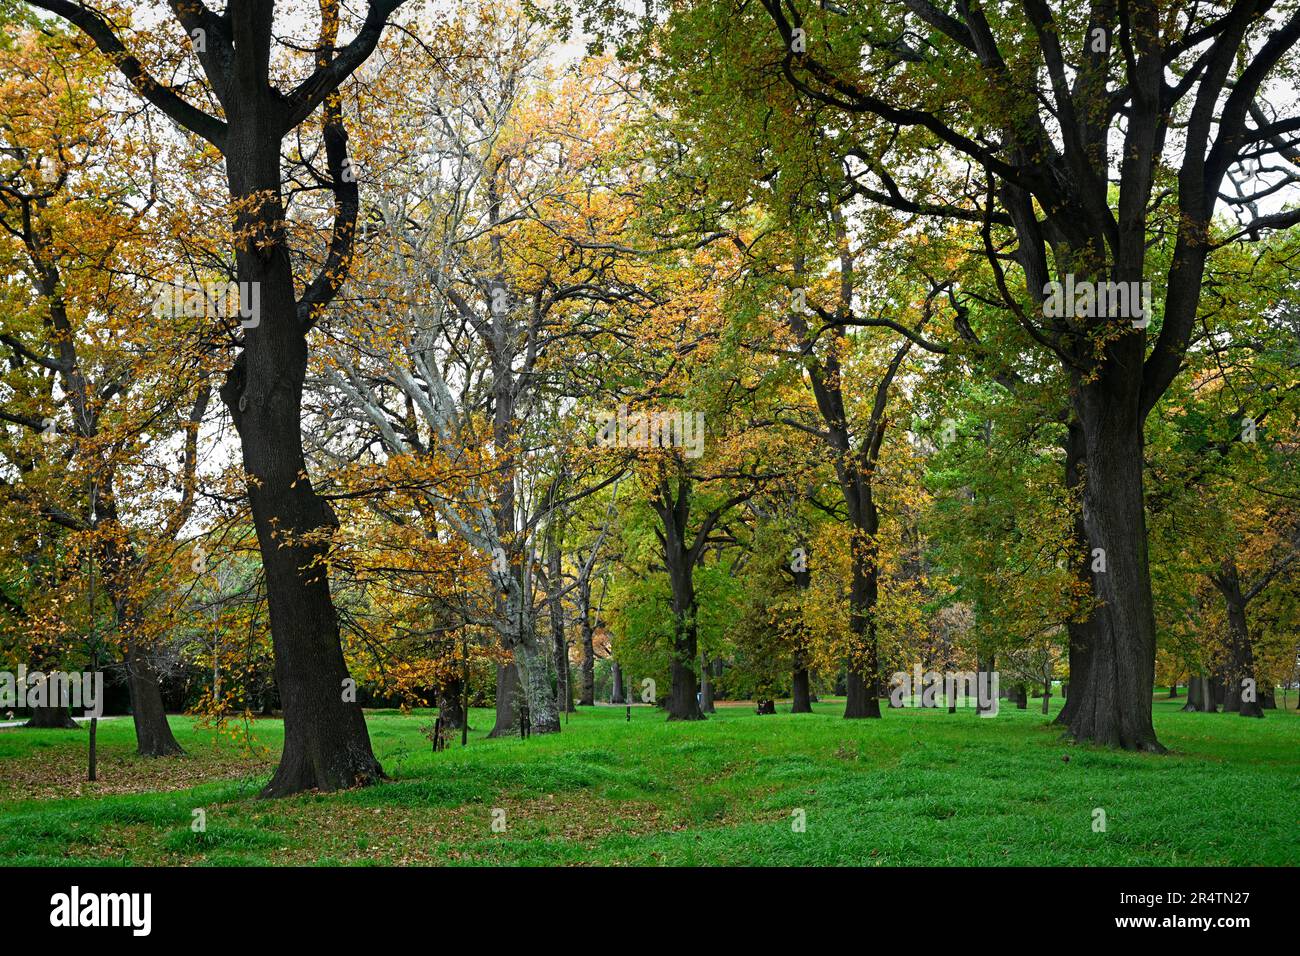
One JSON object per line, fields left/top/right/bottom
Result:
{"left": 654, "top": 476, "right": 704, "bottom": 721}
{"left": 1182, "top": 676, "right": 1214, "bottom": 712}
{"left": 790, "top": 562, "right": 813, "bottom": 713}
{"left": 436, "top": 676, "right": 466, "bottom": 731}
{"left": 489, "top": 663, "right": 522, "bottom": 737}
{"left": 124, "top": 648, "right": 184, "bottom": 756}
{"left": 699, "top": 652, "right": 715, "bottom": 713}
{"left": 791, "top": 657, "right": 813, "bottom": 714}
{"left": 1063, "top": 379, "right": 1164, "bottom": 751}
{"left": 610, "top": 661, "right": 625, "bottom": 704}
{"left": 578, "top": 576, "right": 595, "bottom": 706}
{"left": 976, "top": 653, "right": 997, "bottom": 716}
{"left": 1213, "top": 559, "right": 1264, "bottom": 718}
{"left": 1056, "top": 422, "right": 1094, "bottom": 728}
{"left": 24, "top": 702, "right": 79, "bottom": 729}
{"left": 547, "top": 543, "right": 575, "bottom": 713}
{"left": 220, "top": 142, "right": 382, "bottom": 794}
{"left": 843, "top": 487, "right": 882, "bottom": 719}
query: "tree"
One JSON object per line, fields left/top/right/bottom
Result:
{"left": 747, "top": 0, "right": 1300, "bottom": 749}
{"left": 25, "top": 0, "right": 411, "bottom": 794}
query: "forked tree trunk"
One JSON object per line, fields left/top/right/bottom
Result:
{"left": 28, "top": 0, "right": 407, "bottom": 799}
{"left": 221, "top": 137, "right": 381, "bottom": 797}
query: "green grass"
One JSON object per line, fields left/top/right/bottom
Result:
{"left": 0, "top": 694, "right": 1295, "bottom": 865}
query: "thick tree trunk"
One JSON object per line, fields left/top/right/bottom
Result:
{"left": 24, "top": 702, "right": 79, "bottom": 729}
{"left": 125, "top": 649, "right": 184, "bottom": 756}
{"left": 667, "top": 653, "right": 701, "bottom": 719}
{"left": 791, "top": 660, "right": 813, "bottom": 713}
{"left": 659, "top": 480, "right": 703, "bottom": 721}
{"left": 1214, "top": 559, "right": 1264, "bottom": 718}
{"left": 1168, "top": 682, "right": 1178, "bottom": 698}
{"left": 489, "top": 663, "right": 522, "bottom": 737}
{"left": 514, "top": 639, "right": 561, "bottom": 733}
{"left": 1063, "top": 383, "right": 1163, "bottom": 751}
{"left": 221, "top": 142, "right": 382, "bottom": 798}
{"left": 843, "top": 491, "right": 882, "bottom": 719}
{"left": 1182, "top": 675, "right": 1214, "bottom": 712}
{"left": 1057, "top": 422, "right": 1094, "bottom": 728}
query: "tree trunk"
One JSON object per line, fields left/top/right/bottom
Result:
{"left": 1182, "top": 675, "right": 1214, "bottom": 712}
{"left": 1063, "top": 384, "right": 1163, "bottom": 751}
{"left": 490, "top": 663, "right": 522, "bottom": 737}
{"left": 699, "top": 652, "right": 715, "bottom": 713}
{"left": 101, "top": 521, "right": 184, "bottom": 757}
{"left": 610, "top": 661, "right": 625, "bottom": 704}
{"left": 514, "top": 639, "right": 561, "bottom": 733}
{"left": 658, "top": 478, "right": 703, "bottom": 721}
{"left": 791, "top": 657, "right": 813, "bottom": 714}
{"left": 125, "top": 648, "right": 184, "bottom": 756}
{"left": 1214, "top": 559, "right": 1264, "bottom": 718}
{"left": 1168, "top": 682, "right": 1178, "bottom": 698}
{"left": 578, "top": 577, "right": 595, "bottom": 706}
{"left": 843, "top": 489, "right": 882, "bottom": 719}
{"left": 437, "top": 676, "right": 466, "bottom": 731}
{"left": 976, "top": 654, "right": 997, "bottom": 716}
{"left": 219, "top": 124, "right": 382, "bottom": 797}
{"left": 1057, "top": 422, "right": 1094, "bottom": 728}
{"left": 790, "top": 562, "right": 813, "bottom": 713}
{"left": 24, "top": 702, "right": 79, "bottom": 729}
{"left": 547, "top": 542, "right": 575, "bottom": 714}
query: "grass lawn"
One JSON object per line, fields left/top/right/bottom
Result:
{"left": 1, "top": 694, "right": 1295, "bottom": 866}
